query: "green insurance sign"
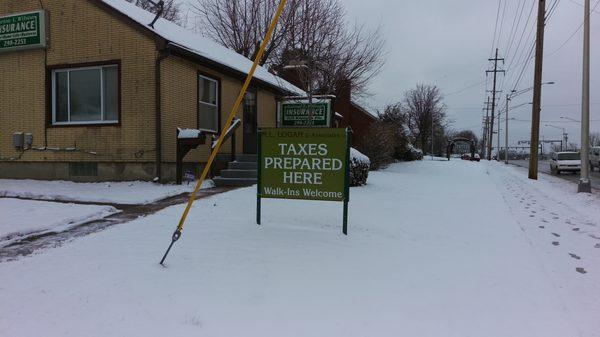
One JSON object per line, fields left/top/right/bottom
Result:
{"left": 257, "top": 128, "right": 351, "bottom": 234}
{"left": 0, "top": 10, "right": 47, "bottom": 53}
{"left": 278, "top": 99, "right": 332, "bottom": 127}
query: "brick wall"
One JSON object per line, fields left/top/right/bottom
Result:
{"left": 0, "top": 0, "right": 157, "bottom": 164}
{"left": 160, "top": 55, "right": 278, "bottom": 164}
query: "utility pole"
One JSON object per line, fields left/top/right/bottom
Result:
{"left": 528, "top": 0, "right": 546, "bottom": 180}
{"left": 578, "top": 0, "right": 592, "bottom": 192}
{"left": 497, "top": 112, "right": 501, "bottom": 161}
{"left": 482, "top": 97, "right": 491, "bottom": 158}
{"left": 505, "top": 94, "right": 510, "bottom": 164}
{"left": 486, "top": 48, "right": 505, "bottom": 160}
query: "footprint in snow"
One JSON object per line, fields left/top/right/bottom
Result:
{"left": 588, "top": 234, "right": 600, "bottom": 241}
{"left": 576, "top": 267, "right": 587, "bottom": 274}
{"left": 553, "top": 216, "right": 559, "bottom": 220}
{"left": 542, "top": 219, "right": 548, "bottom": 223}
{"left": 551, "top": 233, "right": 561, "bottom": 237}
{"left": 552, "top": 241, "right": 560, "bottom": 246}
{"left": 539, "top": 225, "right": 545, "bottom": 229}
{"left": 573, "top": 228, "right": 580, "bottom": 232}
{"left": 569, "top": 253, "right": 581, "bottom": 260}
{"left": 595, "top": 243, "right": 600, "bottom": 248}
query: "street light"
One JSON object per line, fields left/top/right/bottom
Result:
{"left": 516, "top": 81, "right": 556, "bottom": 176}
{"left": 503, "top": 81, "right": 555, "bottom": 165}
{"left": 544, "top": 124, "right": 568, "bottom": 151}
{"left": 560, "top": 116, "right": 581, "bottom": 123}
{"left": 503, "top": 103, "right": 533, "bottom": 164}
{"left": 510, "top": 82, "right": 555, "bottom": 99}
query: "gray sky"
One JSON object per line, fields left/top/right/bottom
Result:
{"left": 179, "top": 0, "right": 599, "bottom": 147}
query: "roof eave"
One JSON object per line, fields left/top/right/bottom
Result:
{"left": 166, "top": 43, "right": 295, "bottom": 96}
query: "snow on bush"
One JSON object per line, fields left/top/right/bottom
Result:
{"left": 349, "top": 148, "right": 370, "bottom": 186}
{"left": 403, "top": 144, "right": 423, "bottom": 161}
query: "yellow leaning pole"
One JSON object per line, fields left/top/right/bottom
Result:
{"left": 159, "top": 0, "right": 289, "bottom": 266}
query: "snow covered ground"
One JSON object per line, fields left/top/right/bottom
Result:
{"left": 0, "top": 179, "right": 213, "bottom": 205}
{"left": 0, "top": 160, "right": 599, "bottom": 337}
{"left": 0, "top": 198, "right": 118, "bottom": 246}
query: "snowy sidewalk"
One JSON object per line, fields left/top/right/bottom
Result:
{"left": 0, "top": 160, "right": 598, "bottom": 337}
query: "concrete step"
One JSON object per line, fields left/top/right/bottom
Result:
{"left": 235, "top": 154, "right": 258, "bottom": 162}
{"left": 213, "top": 177, "right": 257, "bottom": 187}
{"left": 221, "top": 169, "right": 257, "bottom": 178}
{"left": 229, "top": 161, "right": 257, "bottom": 170}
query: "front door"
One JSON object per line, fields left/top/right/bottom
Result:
{"left": 243, "top": 91, "right": 257, "bottom": 154}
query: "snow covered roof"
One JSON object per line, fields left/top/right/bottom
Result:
{"left": 351, "top": 100, "right": 378, "bottom": 119}
{"left": 99, "top": 0, "right": 303, "bottom": 95}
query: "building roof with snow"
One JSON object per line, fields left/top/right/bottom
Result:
{"left": 98, "top": 0, "right": 303, "bottom": 96}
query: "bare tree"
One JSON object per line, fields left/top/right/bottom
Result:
{"left": 192, "top": 0, "right": 297, "bottom": 65}
{"left": 376, "top": 103, "right": 410, "bottom": 158}
{"left": 125, "top": 0, "right": 182, "bottom": 22}
{"left": 404, "top": 84, "right": 448, "bottom": 154}
{"left": 193, "top": 0, "right": 385, "bottom": 97}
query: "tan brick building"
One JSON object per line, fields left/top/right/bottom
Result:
{"left": 0, "top": 0, "right": 301, "bottom": 182}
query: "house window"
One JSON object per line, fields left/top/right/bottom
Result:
{"left": 198, "top": 75, "right": 219, "bottom": 132}
{"left": 52, "top": 64, "right": 119, "bottom": 125}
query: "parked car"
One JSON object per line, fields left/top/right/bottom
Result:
{"left": 550, "top": 152, "right": 581, "bottom": 174}
{"left": 589, "top": 146, "right": 600, "bottom": 171}
{"left": 471, "top": 153, "right": 481, "bottom": 162}
{"left": 461, "top": 153, "right": 471, "bottom": 160}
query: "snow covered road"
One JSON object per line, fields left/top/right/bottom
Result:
{"left": 0, "top": 160, "right": 598, "bottom": 337}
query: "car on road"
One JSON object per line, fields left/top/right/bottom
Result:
{"left": 550, "top": 152, "right": 581, "bottom": 175}
{"left": 589, "top": 146, "right": 600, "bottom": 171}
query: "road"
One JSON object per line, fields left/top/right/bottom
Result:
{"left": 509, "top": 159, "right": 600, "bottom": 189}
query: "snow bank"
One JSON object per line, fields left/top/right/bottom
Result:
{"left": 0, "top": 179, "right": 214, "bottom": 205}
{"left": 1, "top": 160, "right": 596, "bottom": 336}
{"left": 350, "top": 147, "right": 370, "bottom": 165}
{"left": 0, "top": 199, "right": 117, "bottom": 245}
{"left": 349, "top": 147, "right": 370, "bottom": 186}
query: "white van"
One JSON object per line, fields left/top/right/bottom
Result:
{"left": 550, "top": 152, "right": 581, "bottom": 174}
{"left": 590, "top": 146, "right": 600, "bottom": 171}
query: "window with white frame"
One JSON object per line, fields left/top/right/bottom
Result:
{"left": 52, "top": 64, "right": 119, "bottom": 125}
{"left": 198, "top": 75, "right": 219, "bottom": 132}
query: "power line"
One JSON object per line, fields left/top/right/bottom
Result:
{"left": 445, "top": 80, "right": 487, "bottom": 96}
{"left": 504, "top": 0, "right": 529, "bottom": 58}
{"left": 546, "top": 0, "right": 600, "bottom": 57}
{"left": 568, "top": 0, "right": 600, "bottom": 13}
{"left": 495, "top": 0, "right": 509, "bottom": 51}
{"left": 490, "top": 0, "right": 503, "bottom": 57}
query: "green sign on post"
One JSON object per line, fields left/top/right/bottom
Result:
{"left": 257, "top": 128, "right": 351, "bottom": 234}
{"left": 278, "top": 98, "right": 332, "bottom": 127}
{"left": 0, "top": 10, "right": 47, "bottom": 53}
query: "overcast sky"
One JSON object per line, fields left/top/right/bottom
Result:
{"left": 178, "top": 0, "right": 599, "bottom": 147}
